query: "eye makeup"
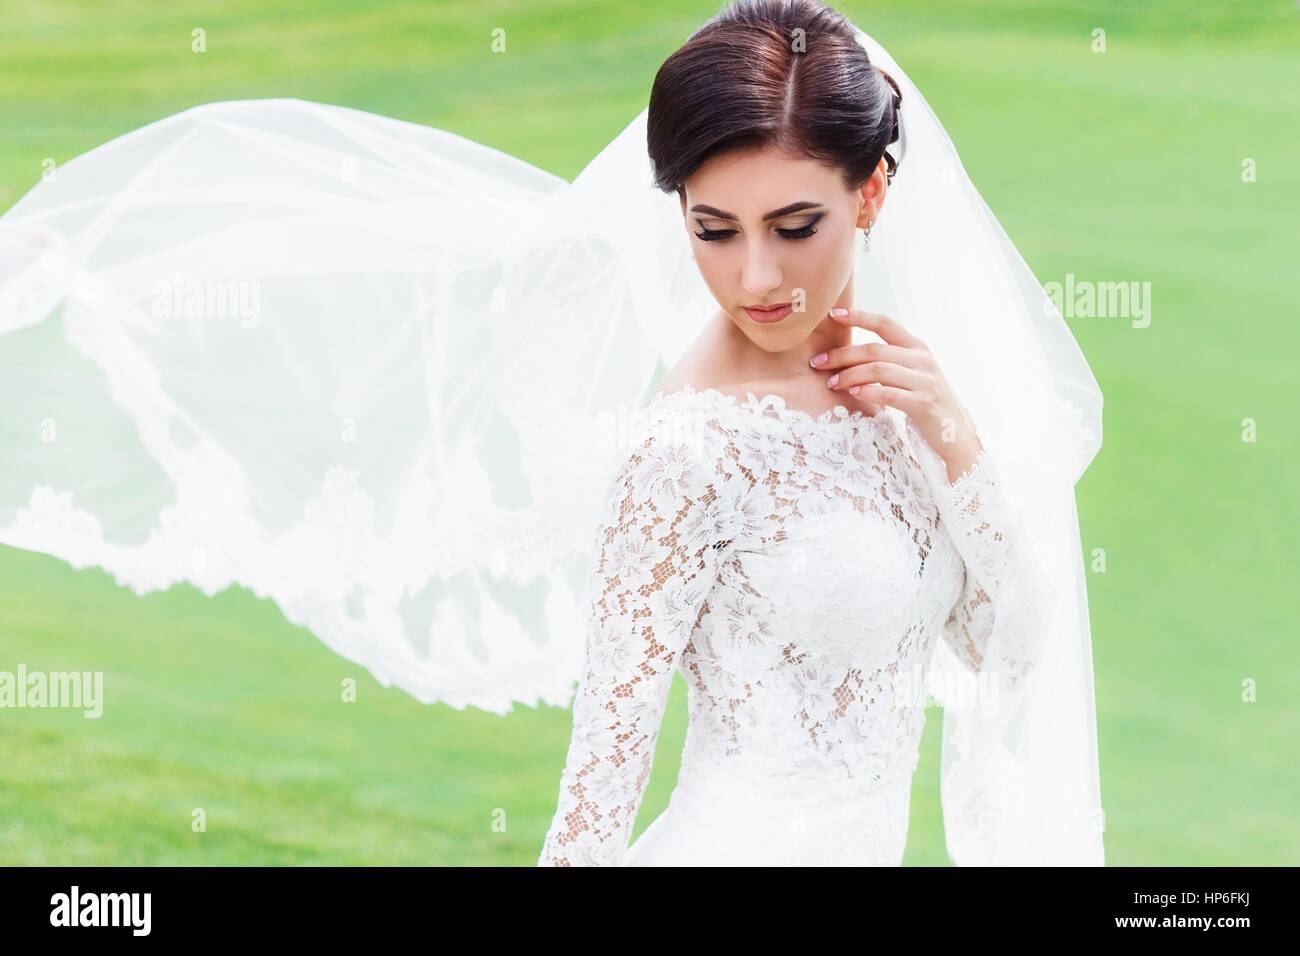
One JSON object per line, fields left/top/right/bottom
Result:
{"left": 694, "top": 211, "right": 825, "bottom": 242}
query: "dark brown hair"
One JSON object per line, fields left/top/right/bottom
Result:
{"left": 647, "top": 0, "right": 902, "bottom": 200}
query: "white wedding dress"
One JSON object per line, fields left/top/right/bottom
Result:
{"left": 538, "top": 383, "right": 1046, "bottom": 866}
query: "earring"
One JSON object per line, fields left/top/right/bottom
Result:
{"left": 861, "top": 221, "right": 873, "bottom": 252}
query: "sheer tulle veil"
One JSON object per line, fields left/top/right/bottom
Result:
{"left": 0, "top": 21, "right": 1104, "bottom": 864}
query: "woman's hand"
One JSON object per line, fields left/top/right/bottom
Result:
{"left": 811, "top": 307, "right": 984, "bottom": 484}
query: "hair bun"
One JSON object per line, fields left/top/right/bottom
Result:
{"left": 872, "top": 65, "right": 902, "bottom": 182}
{"left": 874, "top": 65, "right": 902, "bottom": 145}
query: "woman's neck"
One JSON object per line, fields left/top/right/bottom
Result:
{"left": 715, "top": 278, "right": 857, "bottom": 386}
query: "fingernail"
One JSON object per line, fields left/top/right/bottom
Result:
{"left": 849, "top": 385, "right": 860, "bottom": 396}
{"left": 809, "top": 353, "right": 827, "bottom": 367}
{"left": 826, "top": 374, "right": 839, "bottom": 388}
{"left": 829, "top": 307, "right": 848, "bottom": 317}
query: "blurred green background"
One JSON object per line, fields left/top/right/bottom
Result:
{"left": 1, "top": 0, "right": 1296, "bottom": 865}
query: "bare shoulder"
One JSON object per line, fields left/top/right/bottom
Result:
{"left": 655, "top": 311, "right": 726, "bottom": 397}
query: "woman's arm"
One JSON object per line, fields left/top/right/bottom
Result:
{"left": 538, "top": 421, "right": 744, "bottom": 866}
{"left": 905, "top": 420, "right": 1051, "bottom": 697}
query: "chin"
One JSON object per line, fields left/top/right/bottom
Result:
{"left": 740, "top": 326, "right": 804, "bottom": 351}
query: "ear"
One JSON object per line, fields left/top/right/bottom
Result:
{"left": 854, "top": 158, "right": 889, "bottom": 229}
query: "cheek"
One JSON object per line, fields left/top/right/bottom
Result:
{"left": 794, "top": 232, "right": 847, "bottom": 284}
{"left": 691, "top": 246, "right": 723, "bottom": 282}
{"left": 691, "top": 249, "right": 734, "bottom": 302}
{"left": 787, "top": 234, "right": 851, "bottom": 316}
{"left": 694, "top": 241, "right": 741, "bottom": 276}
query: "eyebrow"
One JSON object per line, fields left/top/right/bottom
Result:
{"left": 689, "top": 201, "right": 824, "bottom": 222}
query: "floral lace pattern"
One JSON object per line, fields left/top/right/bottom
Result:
{"left": 538, "top": 384, "right": 1044, "bottom": 866}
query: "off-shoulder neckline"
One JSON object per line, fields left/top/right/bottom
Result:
{"left": 647, "top": 382, "right": 893, "bottom": 432}
{"left": 643, "top": 383, "right": 991, "bottom": 489}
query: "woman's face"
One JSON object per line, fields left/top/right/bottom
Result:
{"left": 680, "top": 144, "right": 886, "bottom": 352}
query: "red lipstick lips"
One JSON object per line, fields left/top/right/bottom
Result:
{"left": 742, "top": 303, "right": 793, "bottom": 323}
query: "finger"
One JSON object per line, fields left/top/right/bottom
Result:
{"left": 828, "top": 308, "right": 925, "bottom": 350}
{"left": 828, "top": 361, "right": 932, "bottom": 395}
{"left": 812, "top": 340, "right": 918, "bottom": 372}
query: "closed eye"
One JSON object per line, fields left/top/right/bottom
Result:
{"left": 694, "top": 214, "right": 823, "bottom": 242}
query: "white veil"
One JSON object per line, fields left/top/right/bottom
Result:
{"left": 0, "top": 26, "right": 1103, "bottom": 864}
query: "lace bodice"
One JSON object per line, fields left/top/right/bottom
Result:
{"left": 538, "top": 384, "right": 1045, "bottom": 866}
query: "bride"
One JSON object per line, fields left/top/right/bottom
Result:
{"left": 0, "top": 0, "right": 1104, "bottom": 866}
{"left": 536, "top": 0, "right": 1102, "bottom": 867}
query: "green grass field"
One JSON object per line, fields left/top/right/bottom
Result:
{"left": 1, "top": 0, "right": 1297, "bottom": 865}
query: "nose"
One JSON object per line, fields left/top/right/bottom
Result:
{"left": 740, "top": 237, "right": 782, "bottom": 299}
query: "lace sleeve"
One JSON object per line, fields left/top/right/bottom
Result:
{"left": 538, "top": 419, "right": 743, "bottom": 866}
{"left": 908, "top": 422, "right": 1050, "bottom": 696}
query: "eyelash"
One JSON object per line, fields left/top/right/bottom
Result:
{"left": 694, "top": 216, "right": 822, "bottom": 242}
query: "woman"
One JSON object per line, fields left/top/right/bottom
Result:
{"left": 0, "top": 0, "right": 1103, "bottom": 866}
{"left": 536, "top": 0, "right": 1103, "bottom": 866}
